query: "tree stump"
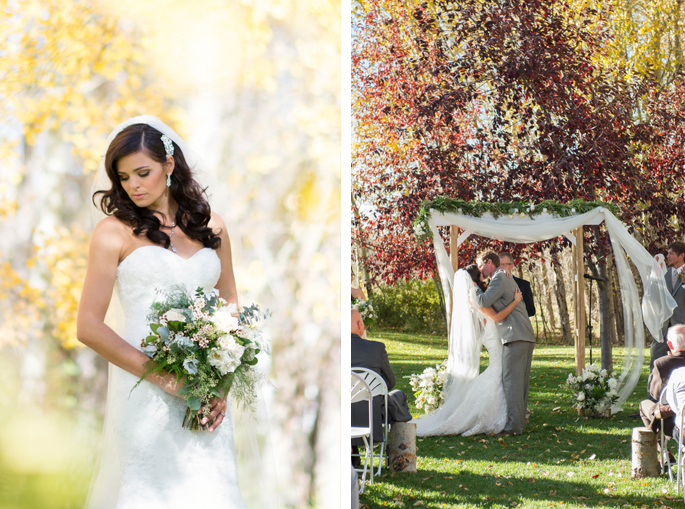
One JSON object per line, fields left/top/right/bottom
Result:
{"left": 388, "top": 422, "right": 417, "bottom": 473}
{"left": 631, "top": 427, "right": 659, "bottom": 478}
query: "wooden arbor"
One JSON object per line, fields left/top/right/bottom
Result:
{"left": 448, "top": 225, "right": 587, "bottom": 375}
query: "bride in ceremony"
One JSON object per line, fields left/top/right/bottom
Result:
{"left": 414, "top": 264, "right": 522, "bottom": 437}
{"left": 76, "top": 116, "right": 259, "bottom": 508}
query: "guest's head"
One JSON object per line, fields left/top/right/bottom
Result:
{"left": 465, "top": 264, "right": 487, "bottom": 292}
{"left": 499, "top": 252, "right": 515, "bottom": 273}
{"left": 667, "top": 324, "right": 685, "bottom": 352}
{"left": 477, "top": 250, "right": 500, "bottom": 278}
{"left": 351, "top": 309, "right": 365, "bottom": 336}
{"left": 666, "top": 241, "right": 685, "bottom": 269}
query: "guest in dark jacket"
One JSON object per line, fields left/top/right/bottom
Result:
{"left": 351, "top": 309, "right": 411, "bottom": 444}
{"left": 640, "top": 324, "right": 685, "bottom": 438}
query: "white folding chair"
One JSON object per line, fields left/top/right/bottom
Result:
{"left": 352, "top": 367, "right": 389, "bottom": 478}
{"left": 676, "top": 404, "right": 685, "bottom": 498}
{"left": 351, "top": 372, "right": 373, "bottom": 494}
{"left": 657, "top": 387, "right": 675, "bottom": 480}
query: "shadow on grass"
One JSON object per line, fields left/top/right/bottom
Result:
{"left": 362, "top": 467, "right": 673, "bottom": 508}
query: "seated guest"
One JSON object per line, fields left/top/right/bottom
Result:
{"left": 641, "top": 325, "right": 685, "bottom": 443}
{"left": 351, "top": 309, "right": 411, "bottom": 450}
{"left": 667, "top": 364, "right": 685, "bottom": 437}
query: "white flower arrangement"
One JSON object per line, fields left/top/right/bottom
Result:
{"left": 352, "top": 297, "right": 378, "bottom": 330}
{"left": 136, "top": 285, "right": 270, "bottom": 430}
{"left": 565, "top": 364, "right": 619, "bottom": 416}
{"left": 409, "top": 361, "right": 448, "bottom": 413}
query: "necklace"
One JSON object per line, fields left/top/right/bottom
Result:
{"left": 169, "top": 221, "right": 177, "bottom": 253}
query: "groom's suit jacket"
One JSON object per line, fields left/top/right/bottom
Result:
{"left": 661, "top": 267, "right": 685, "bottom": 342}
{"left": 475, "top": 268, "right": 535, "bottom": 344}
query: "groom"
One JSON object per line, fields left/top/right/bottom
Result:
{"left": 475, "top": 250, "right": 536, "bottom": 435}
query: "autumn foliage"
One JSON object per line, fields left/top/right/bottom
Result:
{"left": 353, "top": 0, "right": 685, "bottom": 284}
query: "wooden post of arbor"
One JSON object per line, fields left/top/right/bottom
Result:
{"left": 573, "top": 227, "right": 586, "bottom": 375}
{"left": 449, "top": 226, "right": 459, "bottom": 272}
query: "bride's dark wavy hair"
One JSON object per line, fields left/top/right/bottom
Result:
{"left": 93, "top": 123, "right": 221, "bottom": 250}
{"left": 465, "top": 264, "right": 487, "bottom": 292}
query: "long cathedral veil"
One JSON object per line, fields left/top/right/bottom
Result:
{"left": 86, "top": 115, "right": 277, "bottom": 507}
{"left": 414, "top": 269, "right": 485, "bottom": 436}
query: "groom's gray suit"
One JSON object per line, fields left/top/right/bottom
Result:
{"left": 475, "top": 268, "right": 535, "bottom": 434}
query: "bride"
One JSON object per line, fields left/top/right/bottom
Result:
{"left": 414, "top": 264, "right": 522, "bottom": 437}
{"left": 77, "top": 116, "right": 248, "bottom": 508}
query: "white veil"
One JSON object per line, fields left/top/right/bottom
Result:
{"left": 86, "top": 115, "right": 278, "bottom": 508}
{"left": 414, "top": 269, "right": 485, "bottom": 436}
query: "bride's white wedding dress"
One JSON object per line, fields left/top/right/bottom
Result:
{"left": 413, "top": 270, "right": 507, "bottom": 436}
{"left": 86, "top": 246, "right": 247, "bottom": 509}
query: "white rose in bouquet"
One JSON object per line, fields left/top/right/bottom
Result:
{"left": 163, "top": 309, "right": 187, "bottom": 323}
{"left": 213, "top": 305, "right": 239, "bottom": 333}
{"left": 208, "top": 349, "right": 241, "bottom": 375}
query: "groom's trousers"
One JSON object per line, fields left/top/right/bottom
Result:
{"left": 502, "top": 340, "right": 535, "bottom": 434}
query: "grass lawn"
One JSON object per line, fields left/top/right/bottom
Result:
{"left": 358, "top": 330, "right": 680, "bottom": 509}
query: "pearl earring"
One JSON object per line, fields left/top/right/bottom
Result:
{"left": 166, "top": 174, "right": 171, "bottom": 187}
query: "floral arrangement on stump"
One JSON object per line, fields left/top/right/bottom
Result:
{"left": 409, "top": 361, "right": 447, "bottom": 413}
{"left": 352, "top": 297, "right": 378, "bottom": 331}
{"left": 565, "top": 364, "right": 619, "bottom": 417}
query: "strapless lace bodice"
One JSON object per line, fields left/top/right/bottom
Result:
{"left": 115, "top": 246, "right": 221, "bottom": 348}
{"left": 86, "top": 245, "right": 246, "bottom": 509}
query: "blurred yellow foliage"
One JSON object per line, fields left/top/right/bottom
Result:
{"left": 32, "top": 226, "right": 91, "bottom": 350}
{"left": 0, "top": 262, "right": 42, "bottom": 347}
{"left": 0, "top": 0, "right": 181, "bottom": 173}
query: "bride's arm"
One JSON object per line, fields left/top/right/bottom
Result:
{"left": 480, "top": 288, "right": 523, "bottom": 323}
{"left": 209, "top": 212, "right": 238, "bottom": 306}
{"left": 76, "top": 217, "right": 181, "bottom": 397}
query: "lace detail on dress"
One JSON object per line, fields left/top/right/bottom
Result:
{"left": 413, "top": 321, "right": 507, "bottom": 436}
{"left": 86, "top": 246, "right": 247, "bottom": 509}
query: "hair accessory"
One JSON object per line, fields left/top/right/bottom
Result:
{"left": 161, "top": 134, "right": 174, "bottom": 157}
{"left": 166, "top": 173, "right": 171, "bottom": 187}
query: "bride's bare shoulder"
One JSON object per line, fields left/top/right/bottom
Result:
{"left": 208, "top": 211, "right": 230, "bottom": 238}
{"left": 91, "top": 216, "right": 129, "bottom": 258}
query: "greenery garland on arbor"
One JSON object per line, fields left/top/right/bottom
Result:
{"left": 412, "top": 198, "right": 620, "bottom": 243}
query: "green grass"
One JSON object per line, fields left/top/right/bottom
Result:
{"left": 359, "top": 331, "right": 680, "bottom": 509}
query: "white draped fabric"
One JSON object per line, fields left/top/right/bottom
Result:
{"left": 427, "top": 206, "right": 676, "bottom": 412}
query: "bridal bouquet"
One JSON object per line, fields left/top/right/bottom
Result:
{"left": 565, "top": 364, "right": 619, "bottom": 417}
{"left": 409, "top": 361, "right": 447, "bottom": 413}
{"left": 136, "top": 285, "right": 270, "bottom": 430}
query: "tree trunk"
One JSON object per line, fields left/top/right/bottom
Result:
{"left": 675, "top": 0, "right": 683, "bottom": 75}
{"left": 611, "top": 265, "right": 625, "bottom": 343}
{"left": 588, "top": 227, "right": 612, "bottom": 373}
{"left": 551, "top": 252, "right": 572, "bottom": 345}
{"left": 604, "top": 256, "right": 618, "bottom": 347}
{"left": 352, "top": 194, "right": 373, "bottom": 299}
{"left": 541, "top": 255, "right": 557, "bottom": 330}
